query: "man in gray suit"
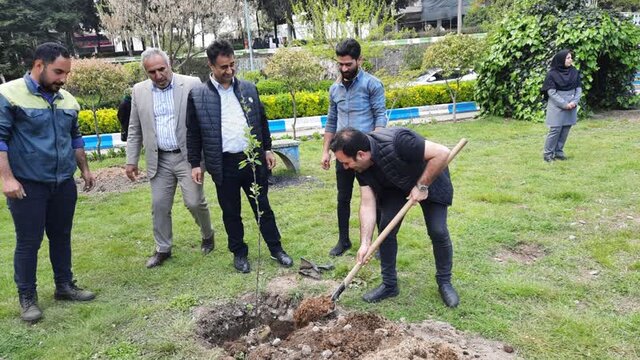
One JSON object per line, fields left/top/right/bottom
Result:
{"left": 126, "top": 48, "right": 214, "bottom": 268}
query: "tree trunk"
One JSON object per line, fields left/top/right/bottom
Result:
{"left": 452, "top": 94, "right": 457, "bottom": 122}
{"left": 273, "top": 21, "right": 279, "bottom": 47}
{"left": 0, "top": 73, "right": 6, "bottom": 84}
{"left": 92, "top": 105, "right": 102, "bottom": 160}
{"left": 256, "top": 12, "right": 261, "bottom": 38}
{"left": 291, "top": 91, "right": 297, "bottom": 139}
{"left": 95, "top": 27, "right": 102, "bottom": 53}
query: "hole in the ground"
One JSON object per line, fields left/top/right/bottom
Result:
{"left": 195, "top": 293, "right": 298, "bottom": 348}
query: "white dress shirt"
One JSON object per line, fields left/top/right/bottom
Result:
{"left": 209, "top": 75, "right": 249, "bottom": 153}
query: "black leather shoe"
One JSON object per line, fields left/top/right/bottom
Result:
{"left": 329, "top": 240, "right": 352, "bottom": 257}
{"left": 555, "top": 154, "right": 567, "bottom": 160}
{"left": 362, "top": 283, "right": 399, "bottom": 303}
{"left": 543, "top": 155, "right": 554, "bottom": 162}
{"left": 146, "top": 251, "right": 171, "bottom": 268}
{"left": 234, "top": 255, "right": 251, "bottom": 273}
{"left": 271, "top": 250, "right": 293, "bottom": 268}
{"left": 54, "top": 280, "right": 96, "bottom": 301}
{"left": 438, "top": 283, "right": 459, "bottom": 308}
{"left": 201, "top": 235, "right": 214, "bottom": 255}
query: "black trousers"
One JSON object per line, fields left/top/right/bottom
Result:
{"left": 215, "top": 153, "right": 282, "bottom": 257}
{"left": 335, "top": 161, "right": 356, "bottom": 243}
{"left": 7, "top": 178, "right": 77, "bottom": 294}
{"left": 377, "top": 188, "right": 453, "bottom": 288}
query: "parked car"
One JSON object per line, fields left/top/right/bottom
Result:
{"left": 407, "top": 68, "right": 477, "bottom": 86}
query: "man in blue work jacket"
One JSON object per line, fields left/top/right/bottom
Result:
{"left": 0, "top": 43, "right": 97, "bottom": 323}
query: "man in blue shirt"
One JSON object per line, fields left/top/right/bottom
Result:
{"left": 0, "top": 43, "right": 97, "bottom": 322}
{"left": 321, "top": 38, "right": 387, "bottom": 256}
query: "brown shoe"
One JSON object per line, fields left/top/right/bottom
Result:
{"left": 146, "top": 251, "right": 171, "bottom": 268}
{"left": 201, "top": 235, "right": 214, "bottom": 255}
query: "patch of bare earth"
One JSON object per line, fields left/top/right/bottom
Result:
{"left": 196, "top": 276, "right": 517, "bottom": 360}
{"left": 591, "top": 109, "right": 640, "bottom": 122}
{"left": 494, "top": 243, "right": 546, "bottom": 265}
{"left": 76, "top": 166, "right": 148, "bottom": 194}
{"left": 269, "top": 174, "right": 322, "bottom": 189}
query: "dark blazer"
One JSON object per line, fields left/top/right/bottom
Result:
{"left": 186, "top": 77, "right": 272, "bottom": 186}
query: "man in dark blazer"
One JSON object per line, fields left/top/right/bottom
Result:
{"left": 186, "top": 40, "right": 293, "bottom": 273}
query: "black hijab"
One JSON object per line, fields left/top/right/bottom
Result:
{"left": 541, "top": 49, "right": 581, "bottom": 97}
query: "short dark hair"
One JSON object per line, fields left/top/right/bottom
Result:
{"left": 330, "top": 127, "right": 370, "bottom": 158}
{"left": 33, "top": 42, "right": 70, "bottom": 66}
{"left": 335, "top": 38, "right": 361, "bottom": 59}
{"left": 206, "top": 40, "right": 235, "bottom": 64}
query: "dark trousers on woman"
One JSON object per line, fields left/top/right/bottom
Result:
{"left": 544, "top": 125, "right": 572, "bottom": 159}
{"left": 7, "top": 178, "right": 77, "bottom": 295}
{"left": 335, "top": 161, "right": 356, "bottom": 244}
{"left": 377, "top": 188, "right": 453, "bottom": 288}
{"left": 215, "top": 153, "right": 283, "bottom": 257}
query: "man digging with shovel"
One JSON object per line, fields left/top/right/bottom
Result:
{"left": 330, "top": 126, "right": 460, "bottom": 307}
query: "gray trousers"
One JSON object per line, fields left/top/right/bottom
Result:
{"left": 150, "top": 152, "right": 213, "bottom": 253}
{"left": 544, "top": 125, "right": 572, "bottom": 158}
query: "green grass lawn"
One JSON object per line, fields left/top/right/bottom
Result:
{"left": 1, "top": 115, "right": 639, "bottom": 359}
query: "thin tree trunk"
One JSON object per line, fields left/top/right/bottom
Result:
{"left": 0, "top": 73, "right": 6, "bottom": 84}
{"left": 291, "top": 91, "right": 297, "bottom": 139}
{"left": 92, "top": 105, "right": 102, "bottom": 160}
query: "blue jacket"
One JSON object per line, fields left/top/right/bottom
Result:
{"left": 0, "top": 74, "right": 84, "bottom": 183}
{"left": 325, "top": 69, "right": 387, "bottom": 134}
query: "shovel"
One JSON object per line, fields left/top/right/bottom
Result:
{"left": 330, "top": 138, "right": 468, "bottom": 302}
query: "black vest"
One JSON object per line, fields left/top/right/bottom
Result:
{"left": 368, "top": 128, "right": 453, "bottom": 205}
{"left": 187, "top": 78, "right": 270, "bottom": 185}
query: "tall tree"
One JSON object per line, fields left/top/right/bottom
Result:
{"left": 99, "top": 0, "right": 238, "bottom": 69}
{"left": 0, "top": 0, "right": 99, "bottom": 82}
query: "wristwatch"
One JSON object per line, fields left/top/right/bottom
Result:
{"left": 417, "top": 184, "right": 429, "bottom": 192}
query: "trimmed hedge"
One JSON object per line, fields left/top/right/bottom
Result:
{"left": 78, "top": 109, "right": 121, "bottom": 135}
{"left": 385, "top": 81, "right": 475, "bottom": 109}
{"left": 260, "top": 81, "right": 476, "bottom": 119}
{"left": 257, "top": 79, "right": 335, "bottom": 95}
{"left": 76, "top": 82, "right": 477, "bottom": 134}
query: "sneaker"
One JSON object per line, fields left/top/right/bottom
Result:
{"left": 54, "top": 280, "right": 96, "bottom": 301}
{"left": 19, "top": 291, "right": 42, "bottom": 322}
{"left": 543, "top": 155, "right": 554, "bottom": 163}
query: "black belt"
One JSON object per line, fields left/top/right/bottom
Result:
{"left": 158, "top": 148, "right": 181, "bottom": 154}
{"left": 223, "top": 152, "right": 247, "bottom": 161}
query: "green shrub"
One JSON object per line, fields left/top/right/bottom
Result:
{"left": 257, "top": 79, "right": 288, "bottom": 95}
{"left": 78, "top": 109, "right": 120, "bottom": 135}
{"left": 238, "top": 70, "right": 265, "bottom": 83}
{"left": 476, "top": 0, "right": 640, "bottom": 121}
{"left": 122, "top": 61, "right": 146, "bottom": 85}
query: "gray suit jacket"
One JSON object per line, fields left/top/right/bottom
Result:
{"left": 126, "top": 73, "right": 202, "bottom": 179}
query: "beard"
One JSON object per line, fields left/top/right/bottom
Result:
{"left": 341, "top": 68, "right": 358, "bottom": 81}
{"left": 39, "top": 71, "right": 64, "bottom": 93}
